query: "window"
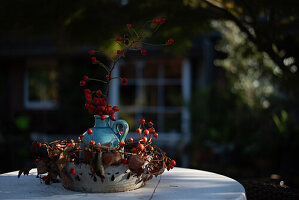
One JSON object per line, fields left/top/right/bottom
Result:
{"left": 109, "top": 58, "right": 191, "bottom": 145}
{"left": 24, "top": 59, "right": 58, "bottom": 109}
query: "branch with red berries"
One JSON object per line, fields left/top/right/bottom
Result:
{"left": 79, "top": 17, "right": 174, "bottom": 119}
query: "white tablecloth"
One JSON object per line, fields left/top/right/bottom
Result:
{"left": 0, "top": 167, "right": 246, "bottom": 200}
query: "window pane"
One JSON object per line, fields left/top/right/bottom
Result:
{"left": 28, "top": 67, "right": 58, "bottom": 102}
{"left": 164, "top": 59, "right": 182, "bottom": 78}
{"left": 120, "top": 85, "right": 136, "bottom": 106}
{"left": 120, "top": 61, "right": 136, "bottom": 79}
{"left": 143, "top": 62, "right": 158, "bottom": 78}
{"left": 164, "top": 86, "right": 183, "bottom": 106}
{"left": 164, "top": 113, "right": 181, "bottom": 133}
{"left": 141, "top": 85, "right": 158, "bottom": 106}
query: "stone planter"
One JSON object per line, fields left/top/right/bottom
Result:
{"left": 63, "top": 162, "right": 149, "bottom": 193}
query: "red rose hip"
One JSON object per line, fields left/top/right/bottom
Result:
{"left": 136, "top": 128, "right": 142, "bottom": 134}
{"left": 142, "top": 136, "right": 148, "bottom": 143}
{"left": 170, "top": 159, "right": 176, "bottom": 166}
{"left": 143, "top": 129, "right": 149, "bottom": 135}
{"left": 69, "top": 168, "right": 76, "bottom": 175}
{"left": 137, "top": 143, "right": 145, "bottom": 151}
{"left": 87, "top": 128, "right": 93, "bottom": 135}
{"left": 139, "top": 118, "right": 145, "bottom": 124}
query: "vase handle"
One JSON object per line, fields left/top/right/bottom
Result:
{"left": 112, "top": 120, "right": 129, "bottom": 142}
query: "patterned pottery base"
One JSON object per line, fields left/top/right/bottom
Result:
{"left": 63, "top": 163, "right": 147, "bottom": 193}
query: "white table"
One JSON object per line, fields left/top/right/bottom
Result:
{"left": 0, "top": 167, "right": 246, "bottom": 200}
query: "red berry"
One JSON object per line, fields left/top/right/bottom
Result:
{"left": 106, "top": 74, "right": 111, "bottom": 80}
{"left": 129, "top": 137, "right": 133, "bottom": 143}
{"left": 37, "top": 142, "right": 42, "bottom": 148}
{"left": 85, "top": 98, "right": 92, "bottom": 104}
{"left": 83, "top": 75, "right": 88, "bottom": 81}
{"left": 142, "top": 136, "right": 148, "bottom": 143}
{"left": 99, "top": 106, "right": 105, "bottom": 111}
{"left": 131, "top": 147, "right": 137, "bottom": 153}
{"left": 66, "top": 143, "right": 71, "bottom": 146}
{"left": 91, "top": 56, "right": 97, "bottom": 61}
{"left": 121, "top": 78, "right": 128, "bottom": 85}
{"left": 122, "top": 158, "right": 128, "bottom": 165}
{"left": 141, "top": 49, "right": 147, "bottom": 55}
{"left": 101, "top": 115, "right": 106, "bottom": 120}
{"left": 148, "top": 121, "right": 153, "bottom": 126}
{"left": 80, "top": 80, "right": 86, "bottom": 86}
{"left": 41, "top": 175, "right": 48, "bottom": 181}
{"left": 126, "top": 24, "right": 132, "bottom": 28}
{"left": 136, "top": 128, "right": 142, "bottom": 134}
{"left": 149, "top": 128, "right": 155, "bottom": 134}
{"left": 84, "top": 89, "right": 91, "bottom": 94}
{"left": 116, "top": 37, "right": 122, "bottom": 42}
{"left": 117, "top": 50, "right": 123, "bottom": 55}
{"left": 170, "top": 160, "right": 176, "bottom": 166}
{"left": 159, "top": 17, "right": 166, "bottom": 24}
{"left": 87, "top": 128, "right": 93, "bottom": 135}
{"left": 35, "top": 158, "right": 40, "bottom": 164}
{"left": 112, "top": 106, "right": 119, "bottom": 112}
{"left": 166, "top": 38, "right": 174, "bottom": 45}
{"left": 96, "top": 90, "right": 102, "bottom": 96}
{"left": 92, "top": 59, "right": 97, "bottom": 64}
{"left": 100, "top": 98, "right": 107, "bottom": 105}
{"left": 152, "top": 18, "right": 159, "bottom": 24}
{"left": 88, "top": 108, "right": 95, "bottom": 115}
{"left": 69, "top": 168, "right": 76, "bottom": 175}
{"left": 85, "top": 92, "right": 92, "bottom": 98}
{"left": 119, "top": 141, "right": 125, "bottom": 146}
{"left": 80, "top": 134, "right": 84, "bottom": 138}
{"left": 119, "top": 131, "right": 123, "bottom": 135}
{"left": 153, "top": 133, "right": 159, "bottom": 138}
{"left": 89, "top": 140, "right": 95, "bottom": 145}
{"left": 90, "top": 50, "right": 96, "bottom": 55}
{"left": 110, "top": 115, "right": 116, "bottom": 121}
{"left": 137, "top": 143, "right": 145, "bottom": 151}
{"left": 143, "top": 129, "right": 149, "bottom": 135}
{"left": 140, "top": 118, "right": 145, "bottom": 124}
{"left": 93, "top": 97, "right": 100, "bottom": 105}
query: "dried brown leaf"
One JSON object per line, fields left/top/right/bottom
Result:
{"left": 128, "top": 155, "right": 145, "bottom": 171}
{"left": 102, "top": 152, "right": 122, "bottom": 168}
{"left": 18, "top": 168, "right": 32, "bottom": 178}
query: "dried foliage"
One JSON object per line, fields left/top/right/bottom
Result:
{"left": 19, "top": 132, "right": 174, "bottom": 186}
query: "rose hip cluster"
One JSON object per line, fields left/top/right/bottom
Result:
{"left": 117, "top": 118, "right": 176, "bottom": 171}
{"left": 83, "top": 88, "right": 119, "bottom": 121}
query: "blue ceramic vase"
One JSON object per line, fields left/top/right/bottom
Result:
{"left": 82, "top": 115, "right": 129, "bottom": 148}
